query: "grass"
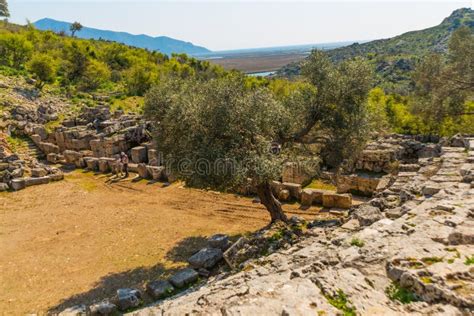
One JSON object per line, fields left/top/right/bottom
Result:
{"left": 421, "top": 257, "right": 443, "bottom": 265}
{"left": 420, "top": 277, "right": 433, "bottom": 284}
{"left": 6, "top": 134, "right": 29, "bottom": 153}
{"left": 464, "top": 255, "right": 474, "bottom": 265}
{"left": 65, "top": 171, "right": 98, "bottom": 192}
{"left": 110, "top": 96, "right": 144, "bottom": 114}
{"left": 350, "top": 238, "right": 365, "bottom": 248}
{"left": 44, "top": 114, "right": 65, "bottom": 134}
{"left": 324, "top": 289, "right": 356, "bottom": 316}
{"left": 305, "top": 179, "right": 336, "bottom": 191}
{"left": 386, "top": 282, "right": 419, "bottom": 304}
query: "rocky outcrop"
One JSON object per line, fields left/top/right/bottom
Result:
{"left": 128, "top": 141, "right": 473, "bottom": 315}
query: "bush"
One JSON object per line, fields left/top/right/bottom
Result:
{"left": 28, "top": 54, "right": 56, "bottom": 89}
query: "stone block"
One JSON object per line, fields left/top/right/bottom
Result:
{"left": 47, "top": 153, "right": 58, "bottom": 163}
{"left": 85, "top": 157, "right": 99, "bottom": 171}
{"left": 353, "top": 204, "right": 384, "bottom": 226}
{"left": 282, "top": 162, "right": 312, "bottom": 185}
{"left": 30, "top": 134, "right": 42, "bottom": 146}
{"left": 31, "top": 168, "right": 48, "bottom": 177}
{"left": 188, "top": 247, "right": 223, "bottom": 269}
{"left": 301, "top": 188, "right": 314, "bottom": 206}
{"left": 282, "top": 182, "right": 302, "bottom": 200}
{"left": 116, "top": 288, "right": 141, "bottom": 311}
{"left": 208, "top": 234, "right": 231, "bottom": 251}
{"left": 147, "top": 166, "right": 165, "bottom": 181}
{"left": 131, "top": 146, "right": 148, "bottom": 163}
{"left": 49, "top": 173, "right": 64, "bottom": 181}
{"left": 63, "top": 150, "right": 82, "bottom": 164}
{"left": 25, "top": 176, "right": 50, "bottom": 187}
{"left": 147, "top": 149, "right": 161, "bottom": 166}
{"left": 40, "top": 142, "right": 60, "bottom": 154}
{"left": 169, "top": 268, "right": 199, "bottom": 288}
{"left": 89, "top": 301, "right": 116, "bottom": 316}
{"left": 98, "top": 158, "right": 111, "bottom": 173}
{"left": 10, "top": 178, "right": 26, "bottom": 191}
{"left": 137, "top": 163, "right": 150, "bottom": 179}
{"left": 58, "top": 304, "right": 88, "bottom": 316}
{"left": 146, "top": 280, "right": 174, "bottom": 300}
{"left": 322, "top": 192, "right": 352, "bottom": 209}
{"left": 0, "top": 183, "right": 9, "bottom": 191}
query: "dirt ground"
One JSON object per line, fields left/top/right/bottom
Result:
{"left": 0, "top": 170, "right": 334, "bottom": 315}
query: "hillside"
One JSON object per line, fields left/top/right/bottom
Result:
{"left": 278, "top": 8, "right": 474, "bottom": 93}
{"left": 34, "top": 18, "right": 211, "bottom": 55}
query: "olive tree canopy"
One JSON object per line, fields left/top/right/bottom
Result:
{"left": 145, "top": 52, "right": 372, "bottom": 223}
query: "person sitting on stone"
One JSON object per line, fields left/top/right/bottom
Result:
{"left": 120, "top": 152, "right": 129, "bottom": 178}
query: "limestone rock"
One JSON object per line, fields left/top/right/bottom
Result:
{"left": 353, "top": 204, "right": 384, "bottom": 226}
{"left": 322, "top": 192, "right": 352, "bottom": 209}
{"left": 146, "top": 280, "right": 174, "bottom": 300}
{"left": 169, "top": 268, "right": 199, "bottom": 288}
{"left": 116, "top": 288, "right": 141, "bottom": 311}
{"left": 10, "top": 178, "right": 26, "bottom": 191}
{"left": 58, "top": 305, "right": 88, "bottom": 316}
{"left": 89, "top": 301, "right": 117, "bottom": 316}
{"left": 188, "top": 247, "right": 223, "bottom": 269}
{"left": 208, "top": 234, "right": 231, "bottom": 251}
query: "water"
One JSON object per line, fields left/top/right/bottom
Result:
{"left": 247, "top": 71, "right": 276, "bottom": 77}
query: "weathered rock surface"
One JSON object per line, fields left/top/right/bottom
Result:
{"left": 128, "top": 145, "right": 474, "bottom": 315}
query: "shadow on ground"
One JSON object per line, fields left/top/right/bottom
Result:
{"left": 47, "top": 234, "right": 227, "bottom": 313}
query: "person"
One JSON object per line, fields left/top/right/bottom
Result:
{"left": 115, "top": 155, "right": 123, "bottom": 177}
{"left": 120, "top": 152, "right": 129, "bottom": 178}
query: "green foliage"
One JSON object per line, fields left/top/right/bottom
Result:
{"left": 411, "top": 26, "right": 474, "bottom": 134}
{"left": 0, "top": 21, "right": 226, "bottom": 95}
{"left": 421, "top": 257, "right": 443, "bottom": 265}
{"left": 79, "top": 59, "right": 110, "bottom": 91}
{"left": 350, "top": 238, "right": 365, "bottom": 247}
{"left": 28, "top": 53, "right": 56, "bottom": 89}
{"left": 386, "top": 282, "right": 419, "bottom": 304}
{"left": 324, "top": 289, "right": 357, "bottom": 316}
{"left": 0, "top": 33, "right": 33, "bottom": 68}
{"left": 465, "top": 255, "right": 474, "bottom": 265}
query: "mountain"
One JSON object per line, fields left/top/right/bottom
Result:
{"left": 33, "top": 18, "right": 211, "bottom": 56}
{"left": 278, "top": 8, "right": 473, "bottom": 93}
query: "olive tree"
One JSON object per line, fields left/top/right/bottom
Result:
{"left": 144, "top": 52, "right": 372, "bottom": 223}
{"left": 412, "top": 26, "right": 474, "bottom": 129}
{"left": 0, "top": 0, "right": 10, "bottom": 18}
{"left": 70, "top": 22, "right": 83, "bottom": 37}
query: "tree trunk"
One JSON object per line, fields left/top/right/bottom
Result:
{"left": 256, "top": 181, "right": 288, "bottom": 223}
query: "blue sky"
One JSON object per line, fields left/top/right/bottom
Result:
{"left": 8, "top": 1, "right": 472, "bottom": 51}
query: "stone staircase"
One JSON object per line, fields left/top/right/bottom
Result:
{"left": 15, "top": 137, "right": 45, "bottom": 162}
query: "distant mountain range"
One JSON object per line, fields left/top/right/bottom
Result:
{"left": 33, "top": 18, "right": 211, "bottom": 56}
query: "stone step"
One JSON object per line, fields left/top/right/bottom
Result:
{"left": 399, "top": 164, "right": 420, "bottom": 172}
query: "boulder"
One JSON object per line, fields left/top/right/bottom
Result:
{"left": 188, "top": 247, "right": 223, "bottom": 269}
{"left": 10, "top": 178, "right": 26, "bottom": 191}
{"left": 353, "top": 204, "right": 384, "bottom": 226}
{"left": 146, "top": 280, "right": 175, "bottom": 300}
{"left": 169, "top": 268, "right": 199, "bottom": 288}
{"left": 322, "top": 192, "right": 352, "bottom": 209}
{"left": 58, "top": 305, "right": 88, "bottom": 316}
{"left": 116, "top": 288, "right": 141, "bottom": 311}
{"left": 208, "top": 234, "right": 231, "bottom": 251}
{"left": 131, "top": 146, "right": 148, "bottom": 163}
{"left": 89, "top": 301, "right": 116, "bottom": 316}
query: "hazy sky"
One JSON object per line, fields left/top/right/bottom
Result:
{"left": 8, "top": 0, "right": 472, "bottom": 51}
